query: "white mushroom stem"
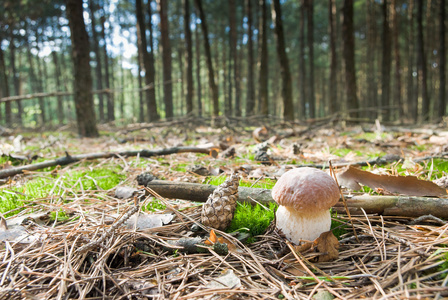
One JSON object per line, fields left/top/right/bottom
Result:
{"left": 276, "top": 205, "right": 332, "bottom": 244}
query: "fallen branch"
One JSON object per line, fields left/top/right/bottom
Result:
{"left": 143, "top": 179, "right": 448, "bottom": 218}
{"left": 0, "top": 146, "right": 217, "bottom": 179}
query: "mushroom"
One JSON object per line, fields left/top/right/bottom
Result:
{"left": 272, "top": 167, "right": 340, "bottom": 244}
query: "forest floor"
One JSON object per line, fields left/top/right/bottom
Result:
{"left": 0, "top": 118, "right": 448, "bottom": 299}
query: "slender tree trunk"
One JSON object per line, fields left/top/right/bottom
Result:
{"left": 342, "top": 0, "right": 359, "bottom": 119}
{"left": 66, "top": 0, "right": 99, "bottom": 137}
{"left": 0, "top": 34, "right": 11, "bottom": 126}
{"left": 438, "top": 0, "right": 446, "bottom": 120}
{"left": 9, "top": 35, "right": 21, "bottom": 125}
{"left": 417, "top": 0, "right": 430, "bottom": 121}
{"left": 258, "top": 0, "right": 268, "bottom": 116}
{"left": 137, "top": 45, "right": 145, "bottom": 122}
{"left": 407, "top": 0, "right": 416, "bottom": 121}
{"left": 88, "top": 0, "right": 105, "bottom": 123}
{"left": 157, "top": 0, "right": 173, "bottom": 119}
{"left": 136, "top": 0, "right": 159, "bottom": 122}
{"left": 381, "top": 0, "right": 392, "bottom": 121}
{"left": 271, "top": 0, "right": 293, "bottom": 120}
{"left": 306, "top": 0, "right": 315, "bottom": 119}
{"left": 99, "top": 13, "right": 114, "bottom": 122}
{"left": 194, "top": 0, "right": 219, "bottom": 119}
{"left": 366, "top": 0, "right": 378, "bottom": 119}
{"left": 51, "top": 51, "right": 65, "bottom": 125}
{"left": 184, "top": 0, "right": 194, "bottom": 115}
{"left": 246, "top": 0, "right": 255, "bottom": 116}
{"left": 391, "top": 0, "right": 403, "bottom": 120}
{"left": 195, "top": 25, "right": 202, "bottom": 117}
{"left": 328, "top": 0, "right": 337, "bottom": 116}
{"left": 299, "top": 0, "right": 307, "bottom": 119}
{"left": 147, "top": 1, "right": 159, "bottom": 121}
{"left": 229, "top": 0, "right": 240, "bottom": 116}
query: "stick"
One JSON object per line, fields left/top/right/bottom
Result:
{"left": 0, "top": 146, "right": 217, "bottom": 179}
{"left": 143, "top": 180, "right": 448, "bottom": 218}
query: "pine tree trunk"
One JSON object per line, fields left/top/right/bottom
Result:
{"left": 391, "top": 0, "right": 403, "bottom": 120}
{"left": 258, "top": 0, "right": 268, "bottom": 116}
{"left": 0, "top": 34, "right": 11, "bottom": 126}
{"left": 328, "top": 0, "right": 337, "bottom": 116}
{"left": 271, "top": 0, "right": 294, "bottom": 120}
{"left": 229, "top": 0, "right": 240, "bottom": 116}
{"left": 137, "top": 45, "right": 145, "bottom": 122}
{"left": 157, "top": 0, "right": 173, "bottom": 119}
{"left": 246, "top": 0, "right": 255, "bottom": 116}
{"left": 9, "top": 35, "right": 21, "bottom": 125}
{"left": 417, "top": 0, "right": 430, "bottom": 121}
{"left": 366, "top": 0, "right": 378, "bottom": 119}
{"left": 194, "top": 0, "right": 220, "bottom": 119}
{"left": 299, "top": 0, "right": 307, "bottom": 120}
{"left": 407, "top": 0, "right": 416, "bottom": 121}
{"left": 381, "top": 0, "right": 392, "bottom": 121}
{"left": 342, "top": 0, "right": 359, "bottom": 119}
{"left": 99, "top": 12, "right": 114, "bottom": 122}
{"left": 195, "top": 25, "right": 202, "bottom": 117}
{"left": 438, "top": 0, "right": 446, "bottom": 120}
{"left": 88, "top": 0, "right": 105, "bottom": 123}
{"left": 66, "top": 0, "right": 99, "bottom": 137}
{"left": 51, "top": 51, "right": 65, "bottom": 125}
{"left": 306, "top": 0, "right": 315, "bottom": 119}
{"left": 184, "top": 0, "right": 194, "bottom": 115}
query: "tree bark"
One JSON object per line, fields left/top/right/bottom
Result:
{"left": 417, "top": 0, "right": 430, "bottom": 121}
{"left": 66, "top": 0, "right": 99, "bottom": 137}
{"left": 99, "top": 12, "right": 114, "bottom": 122}
{"left": 0, "top": 34, "right": 11, "bottom": 126}
{"left": 157, "top": 0, "right": 174, "bottom": 119}
{"left": 184, "top": 0, "right": 194, "bottom": 115}
{"left": 229, "top": 0, "right": 240, "bottom": 117}
{"left": 194, "top": 0, "right": 220, "bottom": 119}
{"left": 342, "top": 0, "right": 359, "bottom": 119}
{"left": 366, "top": 0, "right": 378, "bottom": 119}
{"left": 271, "top": 0, "right": 294, "bottom": 121}
{"left": 407, "top": 0, "right": 416, "bottom": 121}
{"left": 391, "top": 0, "right": 403, "bottom": 120}
{"left": 258, "top": 0, "right": 268, "bottom": 116}
{"left": 306, "top": 0, "right": 315, "bottom": 119}
{"left": 246, "top": 0, "right": 255, "bottom": 116}
{"left": 438, "top": 0, "right": 446, "bottom": 120}
{"left": 328, "top": 0, "right": 337, "bottom": 116}
{"left": 9, "top": 35, "right": 21, "bottom": 125}
{"left": 381, "top": 0, "right": 392, "bottom": 121}
{"left": 51, "top": 51, "right": 65, "bottom": 125}
{"left": 299, "top": 0, "right": 307, "bottom": 120}
{"left": 147, "top": 1, "right": 159, "bottom": 121}
{"left": 195, "top": 24, "right": 202, "bottom": 117}
{"left": 88, "top": 0, "right": 105, "bottom": 123}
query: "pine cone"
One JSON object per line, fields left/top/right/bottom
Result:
{"left": 201, "top": 174, "right": 239, "bottom": 230}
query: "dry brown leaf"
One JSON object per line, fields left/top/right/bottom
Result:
{"left": 204, "top": 229, "right": 237, "bottom": 251}
{"left": 337, "top": 165, "right": 447, "bottom": 197}
{"left": 316, "top": 231, "right": 339, "bottom": 262}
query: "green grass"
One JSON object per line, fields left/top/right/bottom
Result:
{"left": 206, "top": 175, "right": 276, "bottom": 190}
{"left": 330, "top": 209, "right": 348, "bottom": 239}
{"left": 437, "top": 248, "right": 448, "bottom": 279}
{"left": 143, "top": 199, "right": 166, "bottom": 212}
{"left": 227, "top": 202, "right": 277, "bottom": 242}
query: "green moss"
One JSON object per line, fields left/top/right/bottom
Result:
{"left": 206, "top": 176, "right": 275, "bottom": 190}
{"left": 227, "top": 202, "right": 277, "bottom": 242}
{"left": 330, "top": 209, "right": 348, "bottom": 239}
{"left": 49, "top": 210, "right": 71, "bottom": 222}
{"left": 66, "top": 168, "right": 125, "bottom": 191}
{"left": 437, "top": 249, "right": 448, "bottom": 279}
{"left": 143, "top": 199, "right": 166, "bottom": 212}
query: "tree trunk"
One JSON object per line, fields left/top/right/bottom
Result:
{"left": 184, "top": 0, "right": 194, "bottom": 115}
{"left": 229, "top": 0, "right": 240, "bottom": 117}
{"left": 99, "top": 13, "right": 114, "bottom": 122}
{"left": 391, "top": 0, "right": 403, "bottom": 120}
{"left": 51, "top": 51, "right": 65, "bottom": 125}
{"left": 246, "top": 0, "right": 255, "bottom": 116}
{"left": 258, "top": 0, "right": 268, "bottom": 116}
{"left": 381, "top": 0, "right": 392, "bottom": 121}
{"left": 407, "top": 0, "right": 416, "bottom": 121}
{"left": 9, "top": 34, "right": 21, "bottom": 125}
{"left": 438, "top": 0, "right": 446, "bottom": 120}
{"left": 366, "top": 0, "right": 378, "bottom": 120}
{"left": 88, "top": 0, "right": 105, "bottom": 123}
{"left": 66, "top": 0, "right": 99, "bottom": 137}
{"left": 194, "top": 0, "right": 219, "bottom": 119}
{"left": 157, "top": 0, "right": 173, "bottom": 119}
{"left": 137, "top": 45, "right": 145, "bottom": 122}
{"left": 299, "top": 0, "right": 307, "bottom": 120}
{"left": 417, "top": 0, "right": 430, "bottom": 121}
{"left": 147, "top": 1, "right": 159, "bottom": 121}
{"left": 342, "top": 0, "right": 359, "bottom": 119}
{"left": 271, "top": 0, "right": 294, "bottom": 120}
{"left": 195, "top": 24, "right": 202, "bottom": 117}
{"left": 0, "top": 34, "right": 11, "bottom": 126}
{"left": 34, "top": 29, "right": 48, "bottom": 126}
{"left": 306, "top": 0, "right": 315, "bottom": 119}
{"left": 136, "top": 0, "right": 159, "bottom": 122}
{"left": 328, "top": 0, "right": 337, "bottom": 116}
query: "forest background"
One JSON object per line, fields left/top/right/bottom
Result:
{"left": 0, "top": 0, "right": 446, "bottom": 136}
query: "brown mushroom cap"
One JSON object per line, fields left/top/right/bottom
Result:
{"left": 272, "top": 167, "right": 340, "bottom": 214}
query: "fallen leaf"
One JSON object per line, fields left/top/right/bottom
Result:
{"left": 205, "top": 229, "right": 218, "bottom": 245}
{"left": 125, "top": 213, "right": 173, "bottom": 230}
{"left": 316, "top": 231, "right": 339, "bottom": 262}
{"left": 204, "top": 229, "right": 237, "bottom": 251}
{"left": 206, "top": 269, "right": 241, "bottom": 288}
{"left": 313, "top": 290, "right": 335, "bottom": 300}
{"left": 337, "top": 165, "right": 447, "bottom": 197}
{"left": 115, "top": 186, "right": 139, "bottom": 199}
